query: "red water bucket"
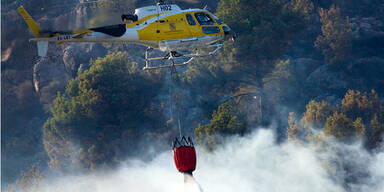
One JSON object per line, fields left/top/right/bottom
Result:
{"left": 173, "top": 146, "right": 196, "bottom": 173}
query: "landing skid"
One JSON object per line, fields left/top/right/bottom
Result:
{"left": 143, "top": 44, "right": 222, "bottom": 70}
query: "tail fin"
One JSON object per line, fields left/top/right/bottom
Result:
{"left": 17, "top": 6, "right": 41, "bottom": 37}
{"left": 18, "top": 6, "right": 48, "bottom": 56}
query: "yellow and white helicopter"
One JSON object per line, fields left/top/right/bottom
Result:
{"left": 18, "top": 0, "right": 235, "bottom": 70}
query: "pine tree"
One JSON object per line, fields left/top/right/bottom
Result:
{"left": 341, "top": 90, "right": 382, "bottom": 123}
{"left": 287, "top": 112, "right": 306, "bottom": 142}
{"left": 16, "top": 166, "right": 45, "bottom": 192}
{"left": 43, "top": 52, "right": 166, "bottom": 170}
{"left": 215, "top": 0, "right": 313, "bottom": 83}
{"left": 368, "top": 114, "right": 384, "bottom": 149}
{"left": 315, "top": 4, "right": 352, "bottom": 64}
{"left": 195, "top": 102, "right": 246, "bottom": 149}
{"left": 302, "top": 100, "right": 334, "bottom": 128}
{"left": 324, "top": 112, "right": 365, "bottom": 142}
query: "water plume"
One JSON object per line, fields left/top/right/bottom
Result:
{"left": 19, "top": 129, "right": 384, "bottom": 192}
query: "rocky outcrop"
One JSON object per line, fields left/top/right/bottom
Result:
{"left": 290, "top": 58, "right": 322, "bottom": 82}
{"left": 75, "top": 2, "right": 93, "bottom": 28}
{"left": 33, "top": 54, "right": 69, "bottom": 110}
{"left": 32, "top": 42, "right": 107, "bottom": 111}
{"left": 345, "top": 57, "right": 384, "bottom": 93}
{"left": 63, "top": 43, "right": 107, "bottom": 77}
{"left": 351, "top": 17, "right": 384, "bottom": 40}
{"left": 30, "top": 3, "right": 107, "bottom": 111}
{"left": 350, "top": 16, "right": 384, "bottom": 57}
{"left": 304, "top": 65, "right": 348, "bottom": 104}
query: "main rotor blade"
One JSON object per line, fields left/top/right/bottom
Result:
{"left": 40, "top": 0, "right": 109, "bottom": 10}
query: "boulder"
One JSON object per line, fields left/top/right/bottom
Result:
{"left": 290, "top": 58, "right": 322, "bottom": 81}
{"left": 63, "top": 43, "right": 107, "bottom": 77}
{"left": 345, "top": 57, "right": 384, "bottom": 93}
{"left": 33, "top": 56, "right": 69, "bottom": 93}
{"left": 304, "top": 65, "right": 348, "bottom": 100}
{"left": 351, "top": 16, "right": 384, "bottom": 43}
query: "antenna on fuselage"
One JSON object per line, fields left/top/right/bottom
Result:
{"left": 155, "top": 0, "right": 173, "bottom": 5}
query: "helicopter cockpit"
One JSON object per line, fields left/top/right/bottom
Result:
{"left": 194, "top": 12, "right": 215, "bottom": 25}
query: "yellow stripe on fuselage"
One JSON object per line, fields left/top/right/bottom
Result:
{"left": 72, "top": 29, "right": 93, "bottom": 34}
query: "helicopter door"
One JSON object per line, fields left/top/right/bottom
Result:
{"left": 185, "top": 13, "right": 199, "bottom": 38}
{"left": 157, "top": 16, "right": 188, "bottom": 41}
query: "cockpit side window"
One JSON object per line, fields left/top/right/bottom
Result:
{"left": 186, "top": 14, "right": 196, "bottom": 25}
{"left": 194, "top": 12, "right": 215, "bottom": 25}
{"left": 202, "top": 26, "right": 220, "bottom": 34}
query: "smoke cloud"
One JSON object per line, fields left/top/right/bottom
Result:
{"left": 24, "top": 129, "right": 384, "bottom": 192}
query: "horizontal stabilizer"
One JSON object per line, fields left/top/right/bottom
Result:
{"left": 37, "top": 41, "right": 48, "bottom": 57}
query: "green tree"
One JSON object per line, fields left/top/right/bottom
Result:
{"left": 184, "top": 0, "right": 313, "bottom": 121}
{"left": 368, "top": 114, "right": 384, "bottom": 149}
{"left": 324, "top": 112, "right": 365, "bottom": 141}
{"left": 195, "top": 102, "right": 246, "bottom": 149}
{"left": 287, "top": 90, "right": 383, "bottom": 146}
{"left": 287, "top": 101, "right": 334, "bottom": 143}
{"left": 16, "top": 166, "right": 45, "bottom": 192}
{"left": 215, "top": 0, "right": 313, "bottom": 83}
{"left": 263, "top": 59, "right": 306, "bottom": 109}
{"left": 287, "top": 112, "right": 306, "bottom": 142}
{"left": 314, "top": 4, "right": 352, "bottom": 64}
{"left": 44, "top": 52, "right": 167, "bottom": 170}
{"left": 341, "top": 89, "right": 382, "bottom": 123}
{"left": 302, "top": 100, "right": 334, "bottom": 128}
{"left": 312, "top": 0, "right": 380, "bottom": 16}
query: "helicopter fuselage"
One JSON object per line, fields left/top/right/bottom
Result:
{"left": 23, "top": 4, "right": 233, "bottom": 55}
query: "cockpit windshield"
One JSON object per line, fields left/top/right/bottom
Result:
{"left": 194, "top": 12, "right": 215, "bottom": 25}
{"left": 211, "top": 14, "right": 223, "bottom": 24}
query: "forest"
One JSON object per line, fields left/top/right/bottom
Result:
{"left": 2, "top": 0, "right": 384, "bottom": 191}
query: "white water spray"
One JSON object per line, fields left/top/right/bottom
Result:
{"left": 24, "top": 129, "right": 384, "bottom": 192}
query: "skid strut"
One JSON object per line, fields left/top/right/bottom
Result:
{"left": 143, "top": 44, "right": 222, "bottom": 70}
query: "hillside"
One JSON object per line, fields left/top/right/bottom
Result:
{"left": 2, "top": 0, "right": 384, "bottom": 190}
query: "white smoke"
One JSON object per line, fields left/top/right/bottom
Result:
{"left": 26, "top": 129, "right": 384, "bottom": 192}
{"left": 196, "top": 130, "right": 343, "bottom": 192}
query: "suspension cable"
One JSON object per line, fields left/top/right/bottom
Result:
{"left": 169, "top": 59, "right": 182, "bottom": 138}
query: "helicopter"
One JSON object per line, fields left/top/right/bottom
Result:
{"left": 18, "top": 0, "right": 236, "bottom": 70}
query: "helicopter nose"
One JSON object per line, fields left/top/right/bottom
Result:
{"left": 223, "top": 26, "right": 236, "bottom": 42}
{"left": 230, "top": 31, "right": 236, "bottom": 42}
